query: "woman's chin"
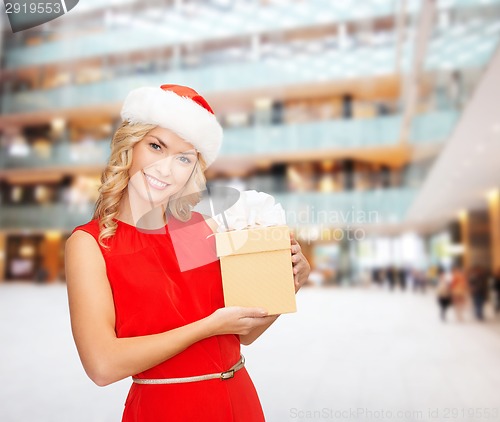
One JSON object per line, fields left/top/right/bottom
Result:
{"left": 152, "top": 197, "right": 171, "bottom": 207}
{"left": 138, "top": 193, "right": 171, "bottom": 207}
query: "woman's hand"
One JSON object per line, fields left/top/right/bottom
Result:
{"left": 290, "top": 232, "right": 311, "bottom": 293}
{"left": 207, "top": 306, "right": 276, "bottom": 337}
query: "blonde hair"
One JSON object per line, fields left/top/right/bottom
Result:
{"left": 92, "top": 121, "right": 208, "bottom": 250}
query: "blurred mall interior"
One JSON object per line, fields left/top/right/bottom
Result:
{"left": 0, "top": 0, "right": 500, "bottom": 306}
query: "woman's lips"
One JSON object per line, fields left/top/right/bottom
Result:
{"left": 143, "top": 173, "right": 170, "bottom": 190}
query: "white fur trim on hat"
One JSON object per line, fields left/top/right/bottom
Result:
{"left": 120, "top": 86, "right": 223, "bottom": 167}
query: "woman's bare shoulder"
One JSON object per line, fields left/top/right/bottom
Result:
{"left": 67, "top": 228, "right": 97, "bottom": 246}
{"left": 65, "top": 229, "right": 105, "bottom": 266}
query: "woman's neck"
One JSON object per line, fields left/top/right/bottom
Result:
{"left": 116, "top": 190, "right": 169, "bottom": 229}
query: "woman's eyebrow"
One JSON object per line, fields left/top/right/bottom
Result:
{"left": 149, "top": 135, "right": 168, "bottom": 149}
{"left": 149, "top": 135, "right": 197, "bottom": 155}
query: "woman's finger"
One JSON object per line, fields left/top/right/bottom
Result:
{"left": 293, "top": 257, "right": 305, "bottom": 273}
{"left": 292, "top": 250, "right": 306, "bottom": 264}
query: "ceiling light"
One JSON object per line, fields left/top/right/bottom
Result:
{"left": 487, "top": 188, "right": 499, "bottom": 202}
{"left": 51, "top": 117, "right": 65, "bottom": 132}
{"left": 45, "top": 231, "right": 62, "bottom": 240}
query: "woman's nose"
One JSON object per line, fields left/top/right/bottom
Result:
{"left": 152, "top": 155, "right": 174, "bottom": 176}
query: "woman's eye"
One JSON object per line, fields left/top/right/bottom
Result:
{"left": 179, "top": 156, "right": 191, "bottom": 164}
{"left": 149, "top": 142, "right": 161, "bottom": 151}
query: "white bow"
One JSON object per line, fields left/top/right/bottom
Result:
{"left": 213, "top": 190, "right": 286, "bottom": 232}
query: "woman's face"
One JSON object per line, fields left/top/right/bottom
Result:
{"left": 127, "top": 126, "right": 198, "bottom": 207}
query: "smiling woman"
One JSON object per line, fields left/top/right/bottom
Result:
{"left": 64, "top": 84, "right": 311, "bottom": 422}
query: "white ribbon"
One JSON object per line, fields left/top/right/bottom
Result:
{"left": 213, "top": 190, "right": 286, "bottom": 232}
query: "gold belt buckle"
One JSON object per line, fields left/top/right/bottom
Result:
{"left": 220, "top": 369, "right": 235, "bottom": 380}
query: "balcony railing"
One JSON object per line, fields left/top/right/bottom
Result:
{"left": 3, "top": 54, "right": 400, "bottom": 114}
{"left": 4, "top": 22, "right": 500, "bottom": 115}
{"left": 0, "top": 110, "right": 458, "bottom": 170}
{"left": 0, "top": 203, "right": 95, "bottom": 231}
{"left": 0, "top": 141, "right": 109, "bottom": 169}
{"left": 0, "top": 187, "right": 416, "bottom": 231}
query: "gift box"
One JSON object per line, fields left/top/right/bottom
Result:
{"left": 211, "top": 190, "right": 297, "bottom": 316}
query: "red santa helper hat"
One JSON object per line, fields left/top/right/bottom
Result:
{"left": 120, "top": 84, "right": 223, "bottom": 168}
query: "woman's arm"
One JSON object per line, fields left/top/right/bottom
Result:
{"left": 65, "top": 231, "right": 216, "bottom": 387}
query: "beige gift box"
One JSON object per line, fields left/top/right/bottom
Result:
{"left": 214, "top": 224, "right": 297, "bottom": 316}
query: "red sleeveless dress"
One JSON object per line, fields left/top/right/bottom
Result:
{"left": 71, "top": 211, "right": 266, "bottom": 422}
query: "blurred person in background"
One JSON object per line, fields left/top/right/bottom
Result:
{"left": 65, "top": 84, "right": 311, "bottom": 421}
{"left": 35, "top": 265, "right": 49, "bottom": 284}
{"left": 436, "top": 266, "right": 452, "bottom": 322}
{"left": 493, "top": 267, "right": 500, "bottom": 314}
{"left": 450, "top": 264, "right": 469, "bottom": 322}
{"left": 386, "top": 265, "right": 396, "bottom": 290}
{"left": 468, "top": 264, "right": 489, "bottom": 321}
{"left": 449, "top": 70, "right": 464, "bottom": 109}
{"left": 413, "top": 269, "right": 427, "bottom": 294}
{"left": 398, "top": 267, "right": 407, "bottom": 290}
{"left": 427, "top": 265, "right": 438, "bottom": 288}
{"left": 371, "top": 267, "right": 381, "bottom": 287}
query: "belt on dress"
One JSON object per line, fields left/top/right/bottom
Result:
{"left": 132, "top": 354, "right": 245, "bottom": 384}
